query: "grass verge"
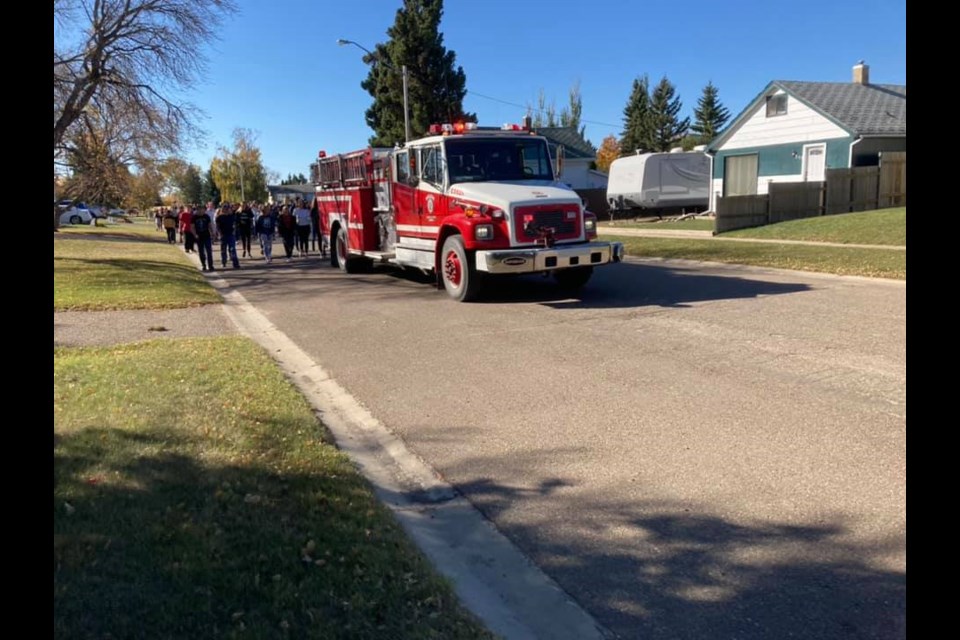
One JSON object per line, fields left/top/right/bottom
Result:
{"left": 54, "top": 221, "right": 222, "bottom": 311}
{"left": 610, "top": 236, "right": 906, "bottom": 279}
{"left": 54, "top": 337, "right": 494, "bottom": 639}
{"left": 722, "top": 208, "right": 906, "bottom": 245}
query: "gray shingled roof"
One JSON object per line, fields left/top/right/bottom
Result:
{"left": 776, "top": 81, "right": 906, "bottom": 136}
{"left": 536, "top": 127, "right": 597, "bottom": 159}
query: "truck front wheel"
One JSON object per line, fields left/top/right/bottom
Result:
{"left": 441, "top": 235, "right": 482, "bottom": 302}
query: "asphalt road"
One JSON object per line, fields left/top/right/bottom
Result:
{"left": 220, "top": 254, "right": 906, "bottom": 640}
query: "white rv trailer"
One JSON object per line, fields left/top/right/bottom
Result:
{"left": 606, "top": 151, "right": 710, "bottom": 214}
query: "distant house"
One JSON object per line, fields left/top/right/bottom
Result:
{"left": 705, "top": 62, "right": 906, "bottom": 211}
{"left": 267, "top": 183, "right": 315, "bottom": 205}
{"left": 536, "top": 127, "right": 608, "bottom": 190}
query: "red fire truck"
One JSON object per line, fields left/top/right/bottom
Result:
{"left": 312, "top": 122, "right": 624, "bottom": 301}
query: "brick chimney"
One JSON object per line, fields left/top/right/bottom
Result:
{"left": 853, "top": 60, "right": 870, "bottom": 85}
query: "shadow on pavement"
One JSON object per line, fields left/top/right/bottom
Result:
{"left": 431, "top": 443, "right": 905, "bottom": 640}
{"left": 223, "top": 259, "right": 812, "bottom": 310}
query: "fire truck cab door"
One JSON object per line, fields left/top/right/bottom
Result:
{"left": 416, "top": 144, "right": 444, "bottom": 234}
{"left": 392, "top": 149, "right": 418, "bottom": 241}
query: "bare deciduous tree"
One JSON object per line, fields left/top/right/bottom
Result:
{"left": 54, "top": 0, "right": 236, "bottom": 160}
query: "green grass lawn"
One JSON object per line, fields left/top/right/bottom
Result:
{"left": 722, "top": 208, "right": 906, "bottom": 245}
{"left": 54, "top": 223, "right": 494, "bottom": 639}
{"left": 54, "top": 220, "right": 222, "bottom": 311}
{"left": 54, "top": 338, "right": 493, "bottom": 639}
{"left": 610, "top": 236, "right": 906, "bottom": 280}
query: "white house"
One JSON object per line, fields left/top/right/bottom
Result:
{"left": 537, "top": 127, "right": 608, "bottom": 191}
{"left": 705, "top": 62, "right": 906, "bottom": 211}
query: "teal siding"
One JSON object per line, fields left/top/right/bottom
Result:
{"left": 713, "top": 137, "right": 853, "bottom": 179}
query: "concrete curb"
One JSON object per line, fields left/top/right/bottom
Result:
{"left": 207, "top": 277, "right": 613, "bottom": 640}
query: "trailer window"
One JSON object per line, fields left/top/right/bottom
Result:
{"left": 445, "top": 138, "right": 554, "bottom": 183}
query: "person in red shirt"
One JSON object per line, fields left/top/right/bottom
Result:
{"left": 179, "top": 206, "right": 195, "bottom": 253}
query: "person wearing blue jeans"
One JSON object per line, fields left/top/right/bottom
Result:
{"left": 255, "top": 209, "right": 276, "bottom": 263}
{"left": 215, "top": 203, "right": 241, "bottom": 269}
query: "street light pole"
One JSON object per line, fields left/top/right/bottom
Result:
{"left": 337, "top": 38, "right": 411, "bottom": 144}
{"left": 235, "top": 158, "right": 245, "bottom": 203}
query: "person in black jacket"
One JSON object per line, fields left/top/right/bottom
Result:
{"left": 237, "top": 203, "right": 255, "bottom": 258}
{"left": 192, "top": 206, "right": 215, "bottom": 271}
{"left": 215, "top": 203, "right": 241, "bottom": 269}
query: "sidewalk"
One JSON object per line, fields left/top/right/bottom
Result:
{"left": 598, "top": 226, "right": 906, "bottom": 250}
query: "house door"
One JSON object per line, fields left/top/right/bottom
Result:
{"left": 803, "top": 144, "right": 826, "bottom": 181}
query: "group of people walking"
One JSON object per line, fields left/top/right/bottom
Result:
{"left": 155, "top": 199, "right": 323, "bottom": 272}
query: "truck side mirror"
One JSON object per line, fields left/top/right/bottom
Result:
{"left": 555, "top": 145, "right": 564, "bottom": 179}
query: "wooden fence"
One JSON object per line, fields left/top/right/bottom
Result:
{"left": 575, "top": 188, "right": 609, "bottom": 219}
{"left": 878, "top": 151, "right": 906, "bottom": 208}
{"left": 714, "top": 195, "right": 769, "bottom": 234}
{"left": 716, "top": 152, "right": 906, "bottom": 232}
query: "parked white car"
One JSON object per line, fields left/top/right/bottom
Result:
{"left": 59, "top": 206, "right": 97, "bottom": 225}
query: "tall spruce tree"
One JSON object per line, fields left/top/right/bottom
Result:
{"left": 691, "top": 81, "right": 730, "bottom": 145}
{"left": 648, "top": 76, "right": 690, "bottom": 152}
{"left": 620, "top": 75, "right": 651, "bottom": 155}
{"left": 202, "top": 167, "right": 220, "bottom": 205}
{"left": 362, "top": 0, "right": 473, "bottom": 146}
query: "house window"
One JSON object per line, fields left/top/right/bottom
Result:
{"left": 765, "top": 94, "right": 787, "bottom": 117}
{"left": 724, "top": 154, "right": 759, "bottom": 196}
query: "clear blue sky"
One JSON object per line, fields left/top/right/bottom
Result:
{"left": 186, "top": 0, "right": 906, "bottom": 180}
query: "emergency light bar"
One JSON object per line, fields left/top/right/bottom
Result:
{"left": 428, "top": 122, "right": 479, "bottom": 135}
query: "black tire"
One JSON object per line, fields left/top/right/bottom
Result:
{"left": 69, "top": 214, "right": 82, "bottom": 225}
{"left": 440, "top": 235, "right": 482, "bottom": 302}
{"left": 554, "top": 266, "right": 593, "bottom": 290}
{"left": 333, "top": 225, "right": 365, "bottom": 273}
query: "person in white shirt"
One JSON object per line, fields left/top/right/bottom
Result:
{"left": 292, "top": 198, "right": 312, "bottom": 257}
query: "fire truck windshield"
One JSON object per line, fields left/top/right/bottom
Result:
{"left": 445, "top": 137, "right": 554, "bottom": 184}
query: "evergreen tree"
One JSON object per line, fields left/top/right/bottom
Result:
{"left": 175, "top": 163, "right": 204, "bottom": 205}
{"left": 647, "top": 76, "right": 690, "bottom": 152}
{"left": 281, "top": 172, "right": 308, "bottom": 185}
{"left": 362, "top": 0, "right": 474, "bottom": 146}
{"left": 620, "top": 75, "right": 651, "bottom": 155}
{"left": 691, "top": 81, "right": 730, "bottom": 145}
{"left": 202, "top": 167, "right": 220, "bottom": 205}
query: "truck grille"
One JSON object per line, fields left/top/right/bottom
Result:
{"left": 514, "top": 206, "right": 580, "bottom": 243}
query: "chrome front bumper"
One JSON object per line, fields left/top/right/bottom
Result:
{"left": 475, "top": 241, "right": 624, "bottom": 274}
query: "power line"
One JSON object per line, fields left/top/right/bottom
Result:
{"left": 465, "top": 89, "right": 622, "bottom": 131}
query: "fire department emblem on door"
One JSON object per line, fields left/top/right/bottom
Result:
{"left": 426, "top": 195, "right": 435, "bottom": 214}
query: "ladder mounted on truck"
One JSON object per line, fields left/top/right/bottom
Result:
{"left": 313, "top": 148, "right": 392, "bottom": 188}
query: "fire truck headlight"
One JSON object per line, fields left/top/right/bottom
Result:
{"left": 474, "top": 224, "right": 494, "bottom": 241}
{"left": 584, "top": 217, "right": 596, "bottom": 233}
